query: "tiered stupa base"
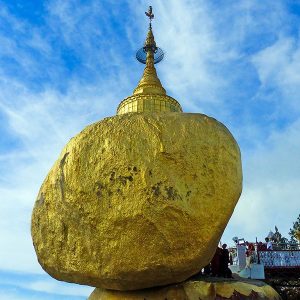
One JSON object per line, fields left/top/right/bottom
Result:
{"left": 88, "top": 277, "right": 281, "bottom": 300}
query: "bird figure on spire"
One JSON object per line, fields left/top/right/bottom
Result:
{"left": 145, "top": 6, "right": 154, "bottom": 24}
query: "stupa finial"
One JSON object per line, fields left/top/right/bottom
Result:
{"left": 133, "top": 7, "right": 165, "bottom": 96}
{"left": 116, "top": 6, "right": 182, "bottom": 115}
{"left": 145, "top": 6, "right": 154, "bottom": 27}
{"left": 136, "top": 6, "right": 164, "bottom": 66}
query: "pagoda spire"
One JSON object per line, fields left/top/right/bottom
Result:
{"left": 133, "top": 24, "right": 166, "bottom": 95}
{"left": 116, "top": 6, "right": 182, "bottom": 115}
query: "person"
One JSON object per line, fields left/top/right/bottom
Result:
{"left": 257, "top": 241, "right": 266, "bottom": 251}
{"left": 248, "top": 242, "right": 255, "bottom": 252}
{"left": 245, "top": 241, "right": 255, "bottom": 267}
{"left": 245, "top": 248, "right": 252, "bottom": 269}
{"left": 265, "top": 237, "right": 273, "bottom": 250}
{"left": 203, "top": 264, "right": 210, "bottom": 275}
{"left": 211, "top": 247, "right": 222, "bottom": 277}
{"left": 229, "top": 251, "right": 233, "bottom": 265}
{"left": 220, "top": 244, "right": 233, "bottom": 278}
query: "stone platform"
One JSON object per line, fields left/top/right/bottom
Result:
{"left": 88, "top": 276, "right": 281, "bottom": 300}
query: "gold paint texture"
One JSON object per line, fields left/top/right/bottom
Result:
{"left": 88, "top": 279, "right": 281, "bottom": 300}
{"left": 31, "top": 113, "right": 242, "bottom": 291}
{"left": 144, "top": 26, "right": 156, "bottom": 49}
{"left": 117, "top": 94, "right": 181, "bottom": 115}
{"left": 133, "top": 50, "right": 166, "bottom": 96}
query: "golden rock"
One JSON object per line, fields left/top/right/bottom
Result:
{"left": 88, "top": 278, "right": 281, "bottom": 300}
{"left": 31, "top": 112, "right": 242, "bottom": 290}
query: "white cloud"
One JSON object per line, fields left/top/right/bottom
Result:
{"left": 0, "top": 273, "right": 93, "bottom": 299}
{"left": 0, "top": 0, "right": 133, "bottom": 281}
{"left": 26, "top": 279, "right": 92, "bottom": 297}
{"left": 128, "top": 0, "right": 226, "bottom": 112}
{"left": 128, "top": 1, "right": 300, "bottom": 245}
{"left": 0, "top": 1, "right": 300, "bottom": 296}
{"left": 0, "top": 294, "right": 27, "bottom": 300}
{"left": 252, "top": 35, "right": 300, "bottom": 113}
{"left": 223, "top": 118, "right": 300, "bottom": 243}
{"left": 0, "top": 77, "right": 129, "bottom": 275}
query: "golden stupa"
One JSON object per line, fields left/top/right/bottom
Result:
{"left": 31, "top": 6, "right": 280, "bottom": 300}
{"left": 117, "top": 21, "right": 182, "bottom": 115}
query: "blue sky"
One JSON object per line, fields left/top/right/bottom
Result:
{"left": 1, "top": 0, "right": 300, "bottom": 299}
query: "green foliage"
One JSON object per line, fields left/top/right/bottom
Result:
{"left": 289, "top": 214, "right": 300, "bottom": 242}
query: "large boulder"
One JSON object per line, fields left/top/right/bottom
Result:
{"left": 31, "top": 112, "right": 242, "bottom": 290}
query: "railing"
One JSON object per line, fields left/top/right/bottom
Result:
{"left": 270, "top": 243, "right": 300, "bottom": 250}
{"left": 258, "top": 250, "right": 300, "bottom": 268}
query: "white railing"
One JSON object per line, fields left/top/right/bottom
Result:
{"left": 258, "top": 250, "right": 300, "bottom": 268}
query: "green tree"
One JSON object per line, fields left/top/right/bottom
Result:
{"left": 289, "top": 214, "right": 300, "bottom": 242}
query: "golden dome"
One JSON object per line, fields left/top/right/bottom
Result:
{"left": 116, "top": 14, "right": 182, "bottom": 115}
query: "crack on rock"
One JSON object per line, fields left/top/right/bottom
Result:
{"left": 126, "top": 175, "right": 133, "bottom": 182}
{"left": 109, "top": 168, "right": 138, "bottom": 188}
{"left": 117, "top": 175, "right": 133, "bottom": 185}
{"left": 151, "top": 183, "right": 182, "bottom": 200}
{"left": 59, "top": 152, "right": 69, "bottom": 202}
{"left": 186, "top": 190, "right": 192, "bottom": 197}
{"left": 151, "top": 182, "right": 162, "bottom": 196}
{"left": 160, "top": 152, "right": 177, "bottom": 163}
{"left": 109, "top": 172, "right": 115, "bottom": 181}
{"left": 36, "top": 192, "right": 45, "bottom": 207}
{"left": 95, "top": 181, "right": 104, "bottom": 198}
{"left": 62, "top": 222, "right": 68, "bottom": 242}
{"left": 164, "top": 186, "right": 181, "bottom": 201}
